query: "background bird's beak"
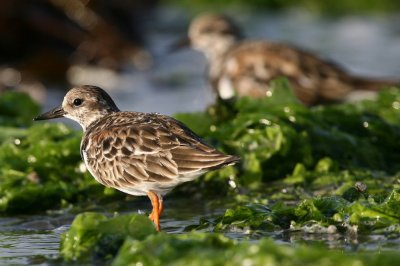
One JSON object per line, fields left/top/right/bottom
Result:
{"left": 168, "top": 36, "right": 191, "bottom": 52}
{"left": 33, "top": 105, "right": 66, "bottom": 121}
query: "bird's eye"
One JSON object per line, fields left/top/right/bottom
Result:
{"left": 73, "top": 98, "right": 83, "bottom": 106}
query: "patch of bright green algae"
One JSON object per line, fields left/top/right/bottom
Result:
{"left": 176, "top": 79, "right": 400, "bottom": 191}
{"left": 60, "top": 213, "right": 400, "bottom": 266}
{"left": 0, "top": 92, "right": 121, "bottom": 214}
{"left": 174, "top": 78, "right": 400, "bottom": 236}
{"left": 191, "top": 189, "right": 400, "bottom": 235}
{"left": 0, "top": 91, "right": 40, "bottom": 127}
{"left": 113, "top": 233, "right": 400, "bottom": 266}
{"left": 60, "top": 212, "right": 156, "bottom": 263}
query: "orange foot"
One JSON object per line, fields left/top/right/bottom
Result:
{"left": 147, "top": 191, "right": 163, "bottom": 231}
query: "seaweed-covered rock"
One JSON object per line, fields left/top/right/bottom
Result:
{"left": 175, "top": 79, "right": 400, "bottom": 195}
{"left": 57, "top": 209, "right": 400, "bottom": 265}
{"left": 60, "top": 212, "right": 156, "bottom": 263}
{"left": 113, "top": 231, "right": 400, "bottom": 266}
{"left": 189, "top": 188, "right": 400, "bottom": 236}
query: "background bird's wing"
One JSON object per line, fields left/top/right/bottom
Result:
{"left": 221, "top": 41, "right": 353, "bottom": 105}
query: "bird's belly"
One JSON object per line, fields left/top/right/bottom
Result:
{"left": 115, "top": 182, "right": 177, "bottom": 197}
{"left": 218, "top": 76, "right": 236, "bottom": 99}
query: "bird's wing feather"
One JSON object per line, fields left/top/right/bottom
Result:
{"left": 83, "top": 113, "right": 238, "bottom": 189}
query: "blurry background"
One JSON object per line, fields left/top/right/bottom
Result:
{"left": 0, "top": 0, "right": 400, "bottom": 116}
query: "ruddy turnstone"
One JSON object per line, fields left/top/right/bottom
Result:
{"left": 34, "top": 85, "right": 240, "bottom": 231}
{"left": 174, "top": 13, "right": 399, "bottom": 106}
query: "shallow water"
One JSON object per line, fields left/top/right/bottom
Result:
{"left": 0, "top": 215, "right": 71, "bottom": 265}
{"left": 3, "top": 7, "right": 400, "bottom": 264}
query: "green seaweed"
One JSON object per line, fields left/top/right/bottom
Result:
{"left": 177, "top": 79, "right": 400, "bottom": 189}
{"left": 60, "top": 212, "right": 156, "bottom": 262}
{"left": 114, "top": 231, "right": 400, "bottom": 266}
{"left": 173, "top": 81, "right": 400, "bottom": 240}
{"left": 0, "top": 91, "right": 40, "bottom": 127}
{"left": 187, "top": 187, "right": 400, "bottom": 237}
{"left": 60, "top": 213, "right": 400, "bottom": 265}
{"left": 175, "top": 78, "right": 400, "bottom": 196}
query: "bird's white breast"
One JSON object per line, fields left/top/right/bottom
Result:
{"left": 80, "top": 138, "right": 102, "bottom": 184}
{"left": 218, "top": 76, "right": 235, "bottom": 99}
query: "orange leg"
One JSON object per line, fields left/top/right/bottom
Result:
{"left": 158, "top": 197, "right": 164, "bottom": 216}
{"left": 147, "top": 191, "right": 161, "bottom": 231}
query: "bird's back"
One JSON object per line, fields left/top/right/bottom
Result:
{"left": 81, "top": 112, "right": 239, "bottom": 195}
{"left": 216, "top": 40, "right": 399, "bottom": 106}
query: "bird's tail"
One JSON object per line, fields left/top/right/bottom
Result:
{"left": 207, "top": 154, "right": 240, "bottom": 171}
{"left": 351, "top": 76, "right": 400, "bottom": 91}
{"left": 223, "top": 155, "right": 241, "bottom": 166}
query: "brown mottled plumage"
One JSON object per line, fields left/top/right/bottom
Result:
{"left": 34, "top": 85, "right": 239, "bottom": 231}
{"left": 180, "top": 13, "right": 400, "bottom": 106}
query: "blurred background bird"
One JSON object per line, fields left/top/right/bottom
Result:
{"left": 172, "top": 13, "right": 400, "bottom": 106}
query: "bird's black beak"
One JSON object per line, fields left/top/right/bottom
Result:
{"left": 33, "top": 105, "right": 66, "bottom": 121}
{"left": 168, "top": 36, "right": 191, "bottom": 53}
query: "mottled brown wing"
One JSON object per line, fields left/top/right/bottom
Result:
{"left": 156, "top": 115, "right": 240, "bottom": 175}
{"left": 83, "top": 114, "right": 238, "bottom": 189}
{"left": 221, "top": 41, "right": 354, "bottom": 105}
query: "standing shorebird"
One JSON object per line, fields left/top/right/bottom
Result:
{"left": 34, "top": 85, "right": 239, "bottom": 231}
{"left": 173, "top": 13, "right": 399, "bottom": 106}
